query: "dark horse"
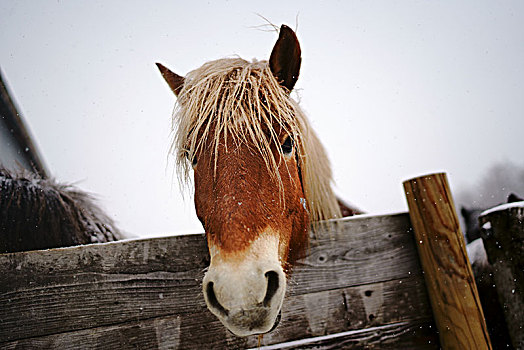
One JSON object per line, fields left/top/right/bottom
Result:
{"left": 0, "top": 168, "right": 121, "bottom": 253}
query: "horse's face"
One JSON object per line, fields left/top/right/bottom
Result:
{"left": 158, "top": 26, "right": 309, "bottom": 337}
{"left": 195, "top": 124, "right": 308, "bottom": 336}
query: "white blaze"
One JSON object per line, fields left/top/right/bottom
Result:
{"left": 203, "top": 228, "right": 286, "bottom": 336}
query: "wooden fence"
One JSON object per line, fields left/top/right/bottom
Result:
{"left": 1, "top": 172, "right": 501, "bottom": 349}
{"left": 0, "top": 213, "right": 438, "bottom": 349}
{"left": 480, "top": 202, "right": 524, "bottom": 349}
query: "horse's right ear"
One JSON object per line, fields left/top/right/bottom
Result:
{"left": 269, "top": 25, "right": 301, "bottom": 92}
{"left": 156, "top": 63, "right": 184, "bottom": 96}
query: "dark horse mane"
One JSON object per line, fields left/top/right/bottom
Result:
{"left": 0, "top": 168, "right": 121, "bottom": 253}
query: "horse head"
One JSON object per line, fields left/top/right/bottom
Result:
{"left": 157, "top": 25, "right": 341, "bottom": 337}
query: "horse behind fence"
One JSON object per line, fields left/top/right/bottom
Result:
{"left": 0, "top": 168, "right": 120, "bottom": 253}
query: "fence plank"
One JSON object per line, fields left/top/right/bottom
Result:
{"left": 252, "top": 321, "right": 438, "bottom": 350}
{"left": 0, "top": 213, "right": 438, "bottom": 348}
{"left": 1, "top": 277, "right": 435, "bottom": 349}
{"left": 250, "top": 276, "right": 434, "bottom": 348}
{"left": 1, "top": 234, "right": 210, "bottom": 342}
{"left": 2, "top": 314, "right": 246, "bottom": 350}
{"left": 290, "top": 213, "right": 422, "bottom": 295}
{"left": 479, "top": 203, "right": 524, "bottom": 349}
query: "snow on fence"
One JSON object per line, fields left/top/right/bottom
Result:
{"left": 0, "top": 172, "right": 505, "bottom": 349}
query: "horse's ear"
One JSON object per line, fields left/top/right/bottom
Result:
{"left": 508, "top": 193, "right": 523, "bottom": 203}
{"left": 156, "top": 63, "right": 184, "bottom": 96}
{"left": 269, "top": 25, "right": 301, "bottom": 92}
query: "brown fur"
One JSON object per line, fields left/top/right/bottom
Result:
{"left": 172, "top": 58, "right": 341, "bottom": 224}
{"left": 193, "top": 125, "right": 309, "bottom": 268}
{"left": 161, "top": 27, "right": 345, "bottom": 270}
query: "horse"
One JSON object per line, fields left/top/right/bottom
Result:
{"left": 0, "top": 167, "right": 121, "bottom": 253}
{"left": 157, "top": 25, "right": 359, "bottom": 337}
{"left": 461, "top": 192, "right": 523, "bottom": 243}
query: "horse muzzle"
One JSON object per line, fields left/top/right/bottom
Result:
{"left": 202, "top": 255, "right": 286, "bottom": 337}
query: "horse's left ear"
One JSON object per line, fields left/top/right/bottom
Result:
{"left": 156, "top": 62, "right": 184, "bottom": 96}
{"left": 269, "top": 25, "right": 301, "bottom": 92}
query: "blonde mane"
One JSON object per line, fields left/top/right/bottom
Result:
{"left": 171, "top": 58, "right": 341, "bottom": 222}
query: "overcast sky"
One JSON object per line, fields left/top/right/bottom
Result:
{"left": 1, "top": 1, "right": 523, "bottom": 237}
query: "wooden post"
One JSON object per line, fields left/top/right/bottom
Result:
{"left": 479, "top": 203, "right": 524, "bottom": 349}
{"left": 403, "top": 173, "right": 492, "bottom": 350}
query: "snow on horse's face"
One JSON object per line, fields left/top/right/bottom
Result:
{"left": 157, "top": 25, "right": 340, "bottom": 336}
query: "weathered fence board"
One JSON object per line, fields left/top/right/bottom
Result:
{"left": 289, "top": 214, "right": 423, "bottom": 295}
{"left": 2, "top": 277, "right": 434, "bottom": 350}
{"left": 0, "top": 213, "right": 438, "bottom": 349}
{"left": 253, "top": 321, "right": 438, "bottom": 350}
{"left": 245, "top": 275, "right": 432, "bottom": 348}
{"left": 480, "top": 202, "right": 524, "bottom": 349}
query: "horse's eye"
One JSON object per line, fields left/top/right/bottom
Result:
{"left": 281, "top": 136, "right": 293, "bottom": 155}
{"left": 185, "top": 151, "right": 197, "bottom": 167}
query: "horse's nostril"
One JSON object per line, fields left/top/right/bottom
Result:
{"left": 205, "top": 282, "right": 229, "bottom": 316}
{"left": 263, "top": 270, "right": 280, "bottom": 307}
{"left": 269, "top": 310, "right": 282, "bottom": 332}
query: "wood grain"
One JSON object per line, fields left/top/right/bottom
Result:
{"left": 0, "top": 213, "right": 438, "bottom": 348}
{"left": 289, "top": 213, "right": 423, "bottom": 295}
{"left": 252, "top": 321, "right": 438, "bottom": 350}
{"left": 1, "top": 277, "right": 436, "bottom": 349}
{"left": 404, "top": 173, "right": 491, "bottom": 350}
{"left": 249, "top": 276, "right": 435, "bottom": 348}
